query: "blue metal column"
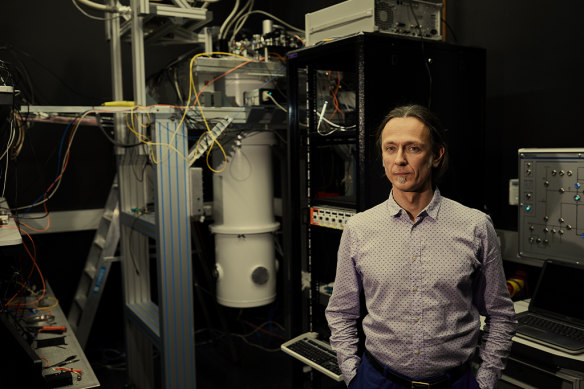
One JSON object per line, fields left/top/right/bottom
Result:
{"left": 154, "top": 115, "right": 196, "bottom": 389}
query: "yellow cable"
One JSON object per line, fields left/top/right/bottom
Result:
{"left": 36, "top": 296, "right": 59, "bottom": 310}
{"left": 123, "top": 106, "right": 194, "bottom": 165}
{"left": 186, "top": 52, "right": 254, "bottom": 172}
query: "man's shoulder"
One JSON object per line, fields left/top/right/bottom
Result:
{"left": 346, "top": 201, "right": 389, "bottom": 226}
{"left": 439, "top": 196, "right": 490, "bottom": 224}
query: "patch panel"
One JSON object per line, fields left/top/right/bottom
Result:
{"left": 310, "top": 206, "right": 356, "bottom": 230}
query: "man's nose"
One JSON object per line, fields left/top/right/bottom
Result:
{"left": 395, "top": 148, "right": 407, "bottom": 165}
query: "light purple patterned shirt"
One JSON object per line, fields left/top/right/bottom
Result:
{"left": 325, "top": 189, "right": 517, "bottom": 389}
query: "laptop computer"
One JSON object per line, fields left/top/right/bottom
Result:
{"left": 515, "top": 259, "right": 584, "bottom": 354}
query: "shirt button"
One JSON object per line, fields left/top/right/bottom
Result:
{"left": 413, "top": 287, "right": 418, "bottom": 291}
{"left": 414, "top": 318, "right": 419, "bottom": 322}
{"left": 415, "top": 350, "right": 420, "bottom": 355}
{"left": 412, "top": 256, "right": 417, "bottom": 260}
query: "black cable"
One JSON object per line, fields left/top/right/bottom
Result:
{"left": 95, "top": 113, "right": 142, "bottom": 148}
{"left": 0, "top": 59, "right": 14, "bottom": 86}
{"left": 0, "top": 52, "right": 37, "bottom": 104}
{"left": 168, "top": 67, "right": 185, "bottom": 106}
{"left": 0, "top": 45, "right": 103, "bottom": 103}
{"left": 128, "top": 213, "right": 144, "bottom": 276}
{"left": 408, "top": 0, "right": 433, "bottom": 108}
{"left": 441, "top": 17, "right": 458, "bottom": 43}
{"left": 129, "top": 147, "right": 149, "bottom": 183}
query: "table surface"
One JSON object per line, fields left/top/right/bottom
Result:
{"left": 33, "top": 284, "right": 100, "bottom": 388}
{"left": 0, "top": 198, "right": 23, "bottom": 246}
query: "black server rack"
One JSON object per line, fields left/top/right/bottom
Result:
{"left": 282, "top": 32, "right": 486, "bottom": 387}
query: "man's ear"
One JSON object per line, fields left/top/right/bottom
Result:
{"left": 432, "top": 145, "right": 445, "bottom": 168}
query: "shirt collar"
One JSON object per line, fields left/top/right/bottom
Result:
{"left": 386, "top": 187, "right": 443, "bottom": 220}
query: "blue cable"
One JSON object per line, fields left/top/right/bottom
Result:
{"left": 258, "top": 66, "right": 286, "bottom": 90}
{"left": 24, "top": 113, "right": 83, "bottom": 213}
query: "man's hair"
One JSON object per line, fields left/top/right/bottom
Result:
{"left": 376, "top": 104, "right": 449, "bottom": 183}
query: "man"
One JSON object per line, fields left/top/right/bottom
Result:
{"left": 325, "top": 104, "right": 517, "bottom": 389}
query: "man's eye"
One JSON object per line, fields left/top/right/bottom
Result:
{"left": 408, "top": 146, "right": 420, "bottom": 152}
{"left": 386, "top": 146, "right": 396, "bottom": 152}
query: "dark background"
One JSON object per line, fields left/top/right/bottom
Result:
{"left": 1, "top": 1, "right": 583, "bottom": 229}
{"left": 1, "top": 0, "right": 583, "bottom": 387}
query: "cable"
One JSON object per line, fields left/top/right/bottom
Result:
{"left": 71, "top": 0, "right": 130, "bottom": 14}
{"left": 317, "top": 101, "right": 327, "bottom": 131}
{"left": 219, "top": 0, "right": 241, "bottom": 40}
{"left": 327, "top": 71, "right": 344, "bottom": 120}
{"left": 240, "top": 319, "right": 286, "bottom": 339}
{"left": 441, "top": 17, "right": 458, "bottom": 43}
{"left": 12, "top": 108, "right": 132, "bottom": 212}
{"left": 8, "top": 99, "right": 229, "bottom": 213}
{"left": 224, "top": 0, "right": 253, "bottom": 42}
{"left": 195, "top": 59, "right": 255, "bottom": 99}
{"left": 292, "top": 34, "right": 305, "bottom": 47}
{"left": 2, "top": 225, "right": 45, "bottom": 310}
{"left": 1, "top": 45, "right": 102, "bottom": 103}
{"left": 170, "top": 67, "right": 184, "bottom": 106}
{"left": 11, "top": 110, "right": 26, "bottom": 159}
{"left": 128, "top": 212, "right": 144, "bottom": 276}
{"left": 11, "top": 112, "right": 88, "bottom": 212}
{"left": 265, "top": 93, "right": 287, "bottom": 113}
{"left": 125, "top": 107, "right": 193, "bottom": 166}
{"left": 71, "top": 0, "right": 108, "bottom": 20}
{"left": 0, "top": 48, "right": 38, "bottom": 104}
{"left": 186, "top": 52, "right": 258, "bottom": 171}
{"left": 228, "top": 0, "right": 255, "bottom": 43}
{"left": 0, "top": 115, "right": 17, "bottom": 197}
{"left": 408, "top": 0, "right": 433, "bottom": 107}
{"left": 95, "top": 113, "right": 142, "bottom": 148}
{"left": 232, "top": 10, "right": 304, "bottom": 34}
{"left": 0, "top": 114, "right": 16, "bottom": 161}
{"left": 16, "top": 196, "right": 50, "bottom": 233}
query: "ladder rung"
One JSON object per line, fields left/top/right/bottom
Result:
{"left": 67, "top": 176, "right": 120, "bottom": 349}
{"left": 103, "top": 210, "right": 114, "bottom": 222}
{"left": 75, "top": 294, "right": 87, "bottom": 308}
{"left": 94, "top": 236, "right": 106, "bottom": 249}
{"left": 84, "top": 266, "right": 97, "bottom": 279}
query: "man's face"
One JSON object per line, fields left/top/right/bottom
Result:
{"left": 380, "top": 117, "right": 443, "bottom": 194}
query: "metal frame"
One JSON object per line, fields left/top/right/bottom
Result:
{"left": 106, "top": 0, "right": 211, "bottom": 386}
{"left": 117, "top": 110, "right": 196, "bottom": 389}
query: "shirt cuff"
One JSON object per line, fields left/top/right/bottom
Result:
{"left": 341, "top": 355, "right": 361, "bottom": 386}
{"left": 475, "top": 366, "right": 498, "bottom": 389}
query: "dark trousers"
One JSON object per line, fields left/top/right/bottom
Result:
{"left": 348, "top": 353, "right": 480, "bottom": 389}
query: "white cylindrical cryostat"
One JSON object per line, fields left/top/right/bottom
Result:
{"left": 210, "top": 131, "right": 279, "bottom": 307}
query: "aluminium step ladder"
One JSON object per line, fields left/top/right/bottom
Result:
{"left": 67, "top": 178, "right": 121, "bottom": 348}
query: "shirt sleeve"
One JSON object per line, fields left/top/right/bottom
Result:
{"left": 473, "top": 216, "right": 518, "bottom": 389}
{"left": 325, "top": 223, "right": 363, "bottom": 386}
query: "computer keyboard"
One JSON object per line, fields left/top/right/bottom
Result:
{"left": 519, "top": 315, "right": 584, "bottom": 341}
{"left": 281, "top": 332, "right": 343, "bottom": 381}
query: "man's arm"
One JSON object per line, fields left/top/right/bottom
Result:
{"left": 325, "top": 224, "right": 363, "bottom": 386}
{"left": 473, "top": 217, "right": 518, "bottom": 389}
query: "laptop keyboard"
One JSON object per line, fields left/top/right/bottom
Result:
{"left": 519, "top": 315, "right": 584, "bottom": 341}
{"left": 281, "top": 332, "right": 343, "bottom": 381}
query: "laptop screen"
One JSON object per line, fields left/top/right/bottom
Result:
{"left": 530, "top": 260, "right": 584, "bottom": 324}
